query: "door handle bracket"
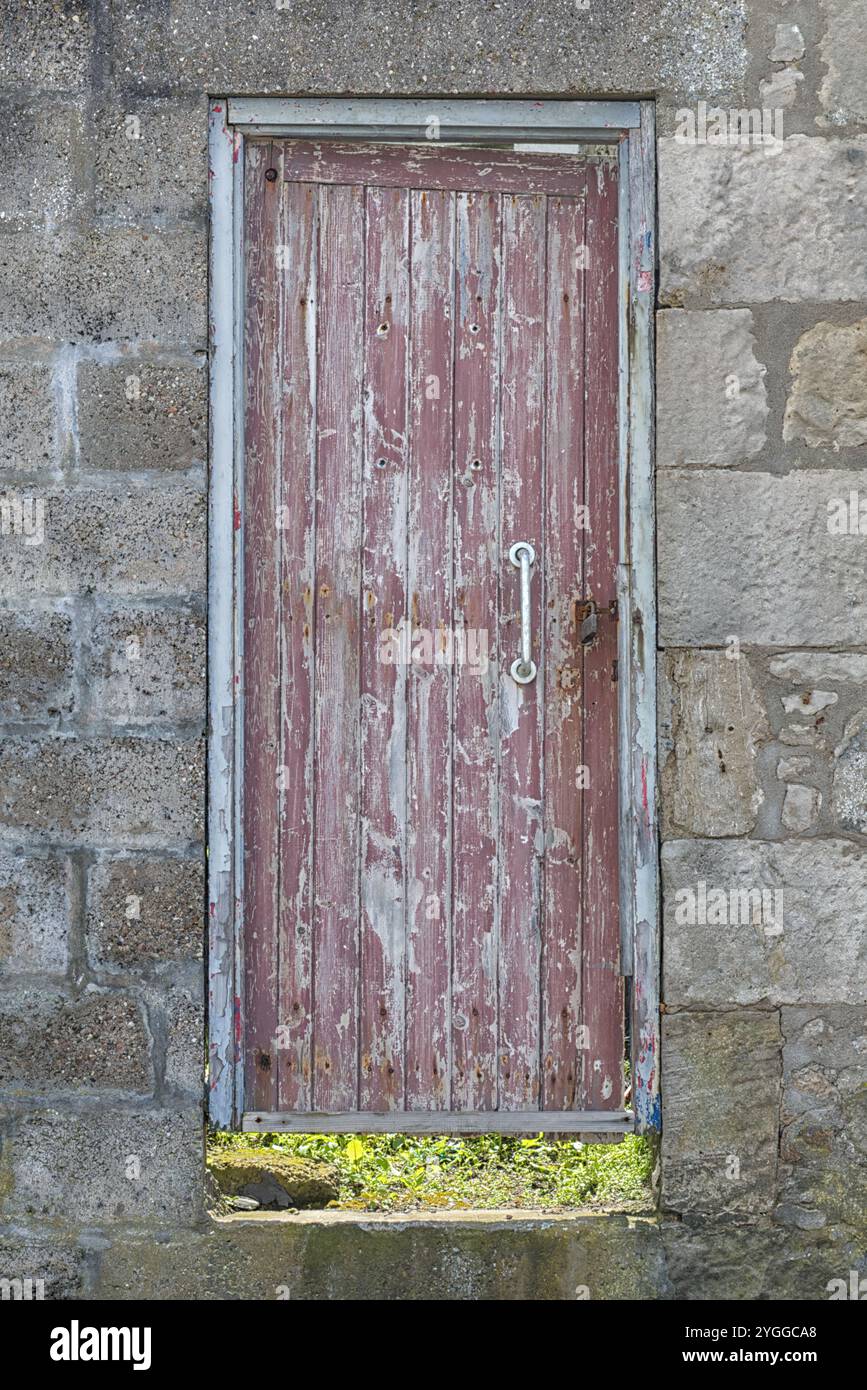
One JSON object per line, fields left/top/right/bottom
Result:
{"left": 509, "top": 541, "right": 537, "bottom": 684}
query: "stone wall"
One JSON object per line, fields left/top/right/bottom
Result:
{"left": 655, "top": 4, "right": 867, "bottom": 1288}
{"left": 0, "top": 0, "right": 863, "bottom": 1300}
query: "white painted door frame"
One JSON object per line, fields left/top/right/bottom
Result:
{"left": 207, "top": 97, "right": 659, "bottom": 1133}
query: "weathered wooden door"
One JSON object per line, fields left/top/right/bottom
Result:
{"left": 243, "top": 138, "right": 623, "bottom": 1129}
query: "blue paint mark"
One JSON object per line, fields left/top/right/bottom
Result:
{"left": 636, "top": 1089, "right": 661, "bottom": 1131}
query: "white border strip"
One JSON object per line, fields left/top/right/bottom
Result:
{"left": 207, "top": 100, "right": 239, "bottom": 1130}
{"left": 625, "top": 106, "right": 660, "bottom": 1132}
{"left": 228, "top": 96, "right": 641, "bottom": 138}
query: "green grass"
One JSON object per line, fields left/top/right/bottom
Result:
{"left": 208, "top": 1129, "right": 655, "bottom": 1212}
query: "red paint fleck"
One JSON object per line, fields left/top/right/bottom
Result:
{"left": 234, "top": 497, "right": 242, "bottom": 530}
{"left": 212, "top": 103, "right": 223, "bottom": 113}
{"left": 641, "top": 756, "right": 649, "bottom": 815}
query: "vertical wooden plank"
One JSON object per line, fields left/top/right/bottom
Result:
{"left": 243, "top": 142, "right": 282, "bottom": 1111}
{"left": 451, "top": 190, "right": 501, "bottom": 1111}
{"left": 498, "top": 193, "right": 546, "bottom": 1109}
{"left": 359, "top": 184, "right": 410, "bottom": 1111}
{"left": 312, "top": 181, "right": 365, "bottom": 1111}
{"left": 276, "top": 179, "right": 317, "bottom": 1110}
{"left": 541, "top": 186, "right": 587, "bottom": 1111}
{"left": 405, "top": 187, "right": 455, "bottom": 1110}
{"left": 583, "top": 159, "right": 622, "bottom": 1106}
{"left": 582, "top": 159, "right": 623, "bottom": 1109}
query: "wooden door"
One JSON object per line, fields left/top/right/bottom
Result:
{"left": 242, "top": 139, "right": 623, "bottom": 1129}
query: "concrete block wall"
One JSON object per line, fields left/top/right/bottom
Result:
{"left": 0, "top": 0, "right": 209, "bottom": 1285}
{"left": 0, "top": 0, "right": 863, "bottom": 1299}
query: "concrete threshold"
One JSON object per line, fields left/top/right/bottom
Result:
{"left": 94, "top": 1208, "right": 668, "bottom": 1299}
{"left": 215, "top": 1205, "right": 655, "bottom": 1226}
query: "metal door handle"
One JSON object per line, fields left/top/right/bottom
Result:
{"left": 509, "top": 541, "right": 537, "bottom": 684}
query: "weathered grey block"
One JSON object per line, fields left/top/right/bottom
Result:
{"left": 758, "top": 67, "right": 803, "bottom": 111}
{"left": 95, "top": 1211, "right": 668, "bottom": 1301}
{"left": 769, "top": 23, "right": 804, "bottom": 62}
{"left": 2, "top": 1108, "right": 204, "bottom": 1224}
{"left": 776, "top": 755, "right": 813, "bottom": 781}
{"left": 778, "top": 1005, "right": 867, "bottom": 1232}
{"left": 0, "top": 850, "right": 69, "bottom": 975}
{"left": 0, "top": 1236, "right": 85, "bottom": 1300}
{"left": 769, "top": 651, "right": 867, "bottom": 683}
{"left": 108, "top": 0, "right": 748, "bottom": 100}
{"left": 784, "top": 319, "right": 867, "bottom": 449}
{"left": 0, "top": 4, "right": 93, "bottom": 93}
{"left": 0, "top": 488, "right": 205, "bottom": 598}
{"left": 659, "top": 136, "right": 867, "bottom": 305}
{"left": 658, "top": 470, "right": 867, "bottom": 645}
{"left": 832, "top": 711, "right": 867, "bottom": 833}
{"left": 782, "top": 690, "right": 840, "bottom": 718}
{"left": 85, "top": 855, "right": 204, "bottom": 971}
{"left": 163, "top": 986, "right": 204, "bottom": 1096}
{"left": 86, "top": 605, "right": 206, "bottom": 724}
{"left": 0, "top": 101, "right": 85, "bottom": 226}
{"left": 77, "top": 360, "right": 206, "bottom": 472}
{"left": 662, "top": 1009, "right": 781, "bottom": 1216}
{"left": 0, "top": 988, "right": 151, "bottom": 1094}
{"left": 0, "top": 736, "right": 204, "bottom": 847}
{"left": 0, "top": 360, "right": 55, "bottom": 469}
{"left": 780, "top": 783, "right": 820, "bottom": 832}
{"left": 0, "top": 228, "right": 206, "bottom": 343}
{"left": 659, "top": 650, "right": 769, "bottom": 837}
{"left": 662, "top": 1220, "right": 860, "bottom": 1301}
{"left": 93, "top": 98, "right": 208, "bottom": 221}
{"left": 819, "top": 0, "right": 867, "bottom": 125}
{"left": 0, "top": 607, "right": 74, "bottom": 719}
{"left": 656, "top": 309, "right": 767, "bottom": 466}
{"left": 662, "top": 839, "right": 867, "bottom": 1006}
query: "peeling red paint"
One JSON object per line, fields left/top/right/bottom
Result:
{"left": 242, "top": 139, "right": 624, "bottom": 1122}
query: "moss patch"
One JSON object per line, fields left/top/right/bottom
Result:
{"left": 208, "top": 1148, "right": 339, "bottom": 1209}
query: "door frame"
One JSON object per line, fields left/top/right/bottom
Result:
{"left": 207, "top": 97, "right": 659, "bottom": 1133}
